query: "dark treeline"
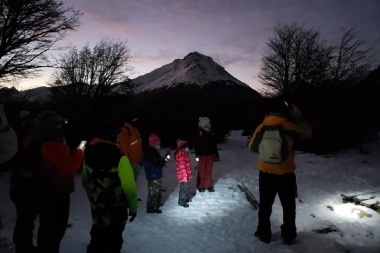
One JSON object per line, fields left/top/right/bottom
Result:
{"left": 1, "top": 66, "right": 380, "bottom": 155}
{"left": 286, "top": 66, "right": 380, "bottom": 154}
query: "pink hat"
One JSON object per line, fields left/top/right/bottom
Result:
{"left": 176, "top": 139, "right": 188, "bottom": 150}
{"left": 149, "top": 134, "right": 161, "bottom": 146}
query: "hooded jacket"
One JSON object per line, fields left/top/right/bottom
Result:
{"left": 175, "top": 149, "right": 193, "bottom": 183}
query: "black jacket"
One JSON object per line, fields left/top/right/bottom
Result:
{"left": 194, "top": 129, "right": 219, "bottom": 157}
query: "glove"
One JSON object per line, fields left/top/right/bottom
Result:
{"left": 196, "top": 157, "right": 199, "bottom": 162}
{"left": 129, "top": 212, "right": 137, "bottom": 222}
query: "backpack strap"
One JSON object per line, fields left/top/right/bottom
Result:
{"left": 123, "top": 124, "right": 132, "bottom": 137}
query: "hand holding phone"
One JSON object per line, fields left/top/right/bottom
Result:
{"left": 78, "top": 140, "right": 87, "bottom": 150}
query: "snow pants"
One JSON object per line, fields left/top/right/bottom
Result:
{"left": 256, "top": 171, "right": 297, "bottom": 240}
{"left": 131, "top": 163, "right": 141, "bottom": 183}
{"left": 147, "top": 179, "right": 162, "bottom": 211}
{"left": 87, "top": 222, "right": 127, "bottom": 253}
{"left": 178, "top": 182, "right": 190, "bottom": 205}
{"left": 197, "top": 155, "right": 214, "bottom": 189}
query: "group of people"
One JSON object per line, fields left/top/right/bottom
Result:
{"left": 1, "top": 97, "right": 312, "bottom": 252}
{"left": 1, "top": 106, "right": 220, "bottom": 253}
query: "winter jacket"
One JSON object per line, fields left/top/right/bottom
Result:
{"left": 118, "top": 123, "right": 143, "bottom": 164}
{"left": 248, "top": 114, "right": 311, "bottom": 175}
{"left": 175, "top": 150, "right": 193, "bottom": 183}
{"left": 11, "top": 134, "right": 83, "bottom": 196}
{"left": 143, "top": 146, "right": 166, "bottom": 181}
{"left": 193, "top": 129, "right": 219, "bottom": 158}
{"left": 82, "top": 138, "right": 138, "bottom": 227}
{"left": 38, "top": 138, "right": 84, "bottom": 193}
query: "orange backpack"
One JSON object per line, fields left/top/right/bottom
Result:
{"left": 117, "top": 123, "right": 142, "bottom": 164}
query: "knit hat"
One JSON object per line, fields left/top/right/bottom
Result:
{"left": 36, "top": 111, "right": 67, "bottom": 130}
{"left": 176, "top": 139, "right": 188, "bottom": 150}
{"left": 198, "top": 117, "right": 211, "bottom": 131}
{"left": 149, "top": 134, "right": 161, "bottom": 147}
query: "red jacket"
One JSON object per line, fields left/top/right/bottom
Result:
{"left": 40, "top": 140, "right": 83, "bottom": 193}
{"left": 175, "top": 150, "right": 193, "bottom": 183}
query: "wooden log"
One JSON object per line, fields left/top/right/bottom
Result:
{"left": 237, "top": 184, "right": 259, "bottom": 210}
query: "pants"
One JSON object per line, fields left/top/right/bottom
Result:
{"left": 178, "top": 182, "right": 190, "bottom": 205}
{"left": 10, "top": 188, "right": 38, "bottom": 252}
{"left": 256, "top": 171, "right": 297, "bottom": 239}
{"left": 147, "top": 180, "right": 162, "bottom": 211}
{"left": 197, "top": 155, "right": 214, "bottom": 189}
{"left": 131, "top": 163, "right": 141, "bottom": 182}
{"left": 37, "top": 192, "right": 70, "bottom": 253}
{"left": 87, "top": 222, "right": 127, "bottom": 253}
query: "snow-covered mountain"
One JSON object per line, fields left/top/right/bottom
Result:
{"left": 2, "top": 52, "right": 256, "bottom": 100}
{"left": 128, "top": 52, "right": 263, "bottom": 146}
{"left": 132, "top": 52, "right": 250, "bottom": 92}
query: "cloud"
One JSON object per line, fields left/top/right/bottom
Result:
{"left": 29, "top": 0, "right": 379, "bottom": 90}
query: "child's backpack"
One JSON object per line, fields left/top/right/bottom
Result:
{"left": 250, "top": 125, "right": 288, "bottom": 164}
{"left": 84, "top": 166, "right": 129, "bottom": 226}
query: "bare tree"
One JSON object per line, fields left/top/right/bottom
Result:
{"left": 0, "top": 0, "right": 81, "bottom": 85}
{"left": 258, "top": 23, "right": 331, "bottom": 97}
{"left": 330, "top": 28, "right": 373, "bottom": 85}
{"left": 49, "top": 37, "right": 133, "bottom": 100}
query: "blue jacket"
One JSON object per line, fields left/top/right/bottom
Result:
{"left": 143, "top": 146, "right": 166, "bottom": 181}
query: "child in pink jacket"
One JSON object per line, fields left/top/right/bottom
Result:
{"left": 175, "top": 139, "right": 193, "bottom": 208}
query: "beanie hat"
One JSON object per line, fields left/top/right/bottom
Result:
{"left": 149, "top": 134, "right": 161, "bottom": 146}
{"left": 36, "top": 111, "right": 66, "bottom": 130}
{"left": 198, "top": 117, "right": 211, "bottom": 131}
{"left": 34, "top": 111, "right": 66, "bottom": 139}
{"left": 176, "top": 139, "right": 188, "bottom": 150}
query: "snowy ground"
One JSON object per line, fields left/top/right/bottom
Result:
{"left": 1, "top": 131, "right": 380, "bottom": 253}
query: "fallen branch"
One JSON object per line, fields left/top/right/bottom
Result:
{"left": 341, "top": 194, "right": 380, "bottom": 214}
{"left": 237, "top": 184, "right": 259, "bottom": 210}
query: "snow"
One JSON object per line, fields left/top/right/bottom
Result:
{"left": 133, "top": 52, "right": 249, "bottom": 92}
{"left": 1, "top": 130, "right": 380, "bottom": 253}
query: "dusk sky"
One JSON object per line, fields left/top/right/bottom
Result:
{"left": 17, "top": 0, "right": 380, "bottom": 91}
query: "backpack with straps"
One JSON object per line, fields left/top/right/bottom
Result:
{"left": 251, "top": 125, "right": 288, "bottom": 164}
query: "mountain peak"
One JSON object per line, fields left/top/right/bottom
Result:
{"left": 183, "top": 51, "right": 207, "bottom": 61}
{"left": 133, "top": 52, "right": 249, "bottom": 92}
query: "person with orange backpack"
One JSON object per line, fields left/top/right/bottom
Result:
{"left": 117, "top": 118, "right": 143, "bottom": 182}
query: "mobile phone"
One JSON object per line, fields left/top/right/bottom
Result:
{"left": 79, "top": 140, "right": 87, "bottom": 149}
